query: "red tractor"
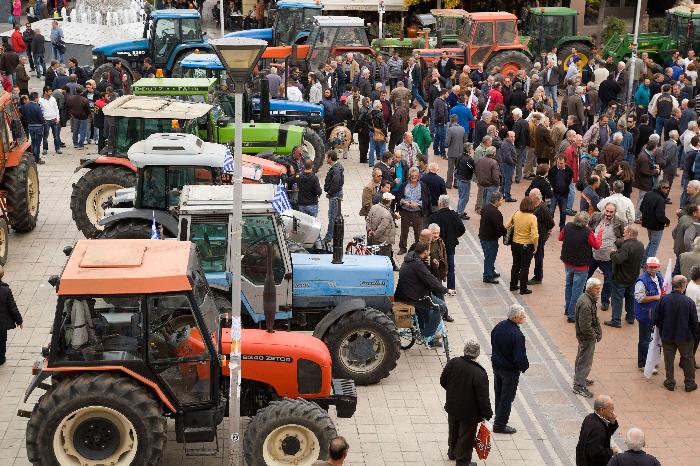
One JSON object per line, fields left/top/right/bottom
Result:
{"left": 416, "top": 11, "right": 532, "bottom": 77}
{"left": 19, "top": 239, "right": 356, "bottom": 466}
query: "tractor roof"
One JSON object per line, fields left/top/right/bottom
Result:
{"left": 277, "top": 0, "right": 323, "bottom": 9}
{"left": 127, "top": 133, "right": 232, "bottom": 170}
{"left": 430, "top": 8, "right": 468, "bottom": 18}
{"left": 180, "top": 53, "right": 224, "bottom": 69}
{"left": 313, "top": 16, "right": 365, "bottom": 27}
{"left": 467, "top": 11, "right": 517, "bottom": 21}
{"left": 103, "top": 95, "right": 212, "bottom": 119}
{"left": 668, "top": 4, "right": 700, "bottom": 18}
{"left": 529, "top": 6, "right": 577, "bottom": 16}
{"left": 58, "top": 240, "right": 193, "bottom": 296}
{"left": 179, "top": 184, "right": 277, "bottom": 215}
{"left": 151, "top": 9, "right": 201, "bottom": 19}
{"left": 131, "top": 77, "right": 218, "bottom": 93}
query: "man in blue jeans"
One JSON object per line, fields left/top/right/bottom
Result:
{"left": 478, "top": 192, "right": 506, "bottom": 284}
{"left": 651, "top": 84, "right": 677, "bottom": 135}
{"left": 634, "top": 258, "right": 663, "bottom": 372}
{"left": 38, "top": 86, "right": 62, "bottom": 155}
{"left": 19, "top": 92, "right": 46, "bottom": 165}
{"left": 639, "top": 181, "right": 670, "bottom": 263}
{"left": 606, "top": 226, "right": 645, "bottom": 328}
{"left": 547, "top": 156, "right": 573, "bottom": 229}
{"left": 491, "top": 304, "right": 529, "bottom": 434}
{"left": 499, "top": 130, "right": 517, "bottom": 202}
{"left": 66, "top": 87, "right": 90, "bottom": 149}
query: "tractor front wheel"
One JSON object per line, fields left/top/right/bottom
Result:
{"left": 98, "top": 219, "right": 152, "bottom": 239}
{"left": 244, "top": 398, "right": 336, "bottom": 466}
{"left": 323, "top": 308, "right": 400, "bottom": 385}
{"left": 26, "top": 373, "right": 167, "bottom": 466}
{"left": 70, "top": 165, "right": 136, "bottom": 238}
{"left": 486, "top": 50, "right": 531, "bottom": 77}
{"left": 3, "top": 153, "right": 39, "bottom": 232}
{"left": 303, "top": 127, "right": 325, "bottom": 173}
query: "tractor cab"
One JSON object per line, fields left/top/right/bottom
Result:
{"left": 271, "top": 0, "right": 321, "bottom": 45}
{"left": 146, "top": 9, "right": 205, "bottom": 69}
{"left": 430, "top": 8, "right": 468, "bottom": 46}
{"left": 305, "top": 16, "right": 372, "bottom": 72}
{"left": 179, "top": 53, "right": 228, "bottom": 81}
{"left": 666, "top": 4, "right": 700, "bottom": 54}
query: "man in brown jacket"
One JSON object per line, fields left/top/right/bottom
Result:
{"left": 550, "top": 113, "right": 567, "bottom": 150}
{"left": 475, "top": 146, "right": 501, "bottom": 211}
{"left": 66, "top": 86, "right": 90, "bottom": 149}
{"left": 567, "top": 86, "right": 586, "bottom": 133}
{"left": 534, "top": 117, "right": 556, "bottom": 165}
{"left": 15, "top": 56, "right": 29, "bottom": 95}
{"left": 573, "top": 277, "right": 603, "bottom": 397}
{"left": 598, "top": 132, "right": 625, "bottom": 168}
{"left": 359, "top": 168, "right": 383, "bottom": 216}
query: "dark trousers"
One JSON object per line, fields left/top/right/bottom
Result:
{"left": 510, "top": 242, "right": 535, "bottom": 291}
{"left": 415, "top": 305, "right": 441, "bottom": 338}
{"left": 447, "top": 415, "right": 477, "bottom": 465}
{"left": 532, "top": 240, "right": 546, "bottom": 281}
{"left": 43, "top": 120, "right": 61, "bottom": 151}
{"left": 587, "top": 259, "right": 613, "bottom": 309}
{"left": 494, "top": 370, "right": 519, "bottom": 429}
{"left": 663, "top": 340, "right": 695, "bottom": 388}
{"left": 399, "top": 210, "right": 422, "bottom": 249}
{"left": 358, "top": 131, "right": 370, "bottom": 164}
{"left": 0, "top": 328, "right": 6, "bottom": 364}
{"left": 388, "top": 130, "right": 403, "bottom": 153}
{"left": 447, "top": 253, "right": 455, "bottom": 289}
{"left": 550, "top": 193, "right": 567, "bottom": 228}
{"left": 610, "top": 281, "right": 634, "bottom": 325}
{"left": 638, "top": 321, "right": 653, "bottom": 368}
{"left": 480, "top": 239, "right": 499, "bottom": 280}
{"left": 28, "top": 124, "right": 43, "bottom": 162}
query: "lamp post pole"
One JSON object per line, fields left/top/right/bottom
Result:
{"left": 626, "top": 0, "right": 642, "bottom": 114}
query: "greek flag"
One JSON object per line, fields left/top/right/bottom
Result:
{"left": 151, "top": 213, "right": 161, "bottom": 240}
{"left": 223, "top": 147, "right": 234, "bottom": 173}
{"left": 271, "top": 181, "right": 292, "bottom": 215}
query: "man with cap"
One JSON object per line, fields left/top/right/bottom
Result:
{"left": 634, "top": 257, "right": 664, "bottom": 373}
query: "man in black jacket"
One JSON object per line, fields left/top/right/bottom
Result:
{"left": 607, "top": 226, "right": 645, "bottom": 327}
{"left": 440, "top": 339, "right": 492, "bottom": 465}
{"left": 430, "top": 195, "right": 466, "bottom": 295}
{"left": 607, "top": 428, "right": 661, "bottom": 466}
{"left": 548, "top": 156, "right": 574, "bottom": 229}
{"left": 0, "top": 266, "right": 21, "bottom": 365}
{"left": 454, "top": 143, "right": 475, "bottom": 220}
{"left": 490, "top": 304, "right": 528, "bottom": 435}
{"left": 599, "top": 72, "right": 622, "bottom": 114}
{"left": 639, "top": 181, "right": 671, "bottom": 262}
{"left": 575, "top": 395, "right": 619, "bottom": 466}
{"left": 478, "top": 192, "right": 506, "bottom": 284}
{"left": 322, "top": 151, "right": 344, "bottom": 245}
{"left": 433, "top": 89, "right": 450, "bottom": 159}
{"left": 395, "top": 242, "right": 448, "bottom": 346}
{"left": 295, "top": 159, "right": 322, "bottom": 218}
{"left": 528, "top": 189, "right": 555, "bottom": 284}
{"left": 512, "top": 108, "right": 529, "bottom": 183}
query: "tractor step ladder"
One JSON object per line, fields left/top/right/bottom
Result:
{"left": 184, "top": 429, "right": 220, "bottom": 456}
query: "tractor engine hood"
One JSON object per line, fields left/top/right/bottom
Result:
{"left": 93, "top": 39, "right": 150, "bottom": 57}
{"left": 250, "top": 98, "right": 324, "bottom": 116}
{"left": 224, "top": 28, "right": 273, "bottom": 41}
{"left": 291, "top": 253, "right": 394, "bottom": 297}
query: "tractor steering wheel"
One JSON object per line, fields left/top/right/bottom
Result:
{"left": 168, "top": 325, "right": 191, "bottom": 348}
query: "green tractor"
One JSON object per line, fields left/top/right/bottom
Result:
{"left": 521, "top": 7, "right": 595, "bottom": 72}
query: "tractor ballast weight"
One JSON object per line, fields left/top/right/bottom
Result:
{"left": 19, "top": 239, "right": 356, "bottom": 465}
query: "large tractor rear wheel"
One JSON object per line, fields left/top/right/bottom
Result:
{"left": 303, "top": 127, "right": 325, "bottom": 173}
{"left": 244, "top": 398, "right": 336, "bottom": 466}
{"left": 3, "top": 153, "right": 39, "bottom": 232}
{"left": 26, "top": 373, "right": 167, "bottom": 466}
{"left": 99, "top": 219, "right": 152, "bottom": 239}
{"left": 0, "top": 218, "right": 9, "bottom": 266}
{"left": 71, "top": 165, "right": 137, "bottom": 238}
{"left": 487, "top": 50, "right": 531, "bottom": 77}
{"left": 559, "top": 42, "right": 594, "bottom": 73}
{"left": 323, "top": 308, "right": 400, "bottom": 385}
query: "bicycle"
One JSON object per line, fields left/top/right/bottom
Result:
{"left": 393, "top": 297, "right": 451, "bottom": 360}
{"left": 345, "top": 235, "right": 386, "bottom": 256}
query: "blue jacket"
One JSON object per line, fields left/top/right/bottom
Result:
{"left": 634, "top": 272, "right": 663, "bottom": 326}
{"left": 449, "top": 103, "right": 474, "bottom": 136}
{"left": 20, "top": 101, "right": 44, "bottom": 126}
{"left": 490, "top": 319, "right": 529, "bottom": 373}
{"left": 693, "top": 150, "right": 700, "bottom": 182}
{"left": 654, "top": 291, "right": 698, "bottom": 342}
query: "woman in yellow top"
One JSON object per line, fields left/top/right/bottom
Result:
{"left": 506, "top": 196, "right": 539, "bottom": 295}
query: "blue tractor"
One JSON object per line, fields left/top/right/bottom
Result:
{"left": 176, "top": 183, "right": 402, "bottom": 386}
{"left": 226, "top": 0, "right": 322, "bottom": 45}
{"left": 91, "top": 9, "right": 211, "bottom": 84}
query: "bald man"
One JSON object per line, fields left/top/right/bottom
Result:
{"left": 575, "top": 395, "right": 619, "bottom": 465}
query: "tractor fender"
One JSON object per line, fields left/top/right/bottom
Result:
{"left": 312, "top": 298, "right": 368, "bottom": 339}
{"left": 74, "top": 156, "right": 136, "bottom": 174}
{"left": 106, "top": 57, "right": 135, "bottom": 79}
{"left": 22, "top": 369, "right": 52, "bottom": 403}
{"left": 166, "top": 44, "right": 214, "bottom": 72}
{"left": 555, "top": 36, "right": 593, "bottom": 50}
{"left": 99, "top": 209, "right": 179, "bottom": 236}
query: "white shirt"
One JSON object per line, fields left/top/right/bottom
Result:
{"left": 597, "top": 193, "right": 635, "bottom": 225}
{"left": 286, "top": 86, "right": 303, "bottom": 102}
{"left": 39, "top": 96, "right": 59, "bottom": 121}
{"left": 685, "top": 281, "right": 700, "bottom": 319}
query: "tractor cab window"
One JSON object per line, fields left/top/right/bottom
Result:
{"left": 190, "top": 260, "right": 220, "bottom": 353}
{"left": 241, "top": 215, "right": 285, "bottom": 285}
{"left": 180, "top": 18, "right": 202, "bottom": 42}
{"left": 438, "top": 17, "right": 461, "bottom": 37}
{"left": 531, "top": 15, "right": 574, "bottom": 47}
{"left": 152, "top": 18, "right": 179, "bottom": 66}
{"left": 275, "top": 8, "right": 315, "bottom": 45}
{"left": 334, "top": 27, "right": 370, "bottom": 47}
{"left": 191, "top": 221, "right": 228, "bottom": 273}
{"left": 472, "top": 21, "right": 493, "bottom": 46}
{"left": 496, "top": 21, "right": 516, "bottom": 45}
{"left": 140, "top": 165, "right": 215, "bottom": 211}
{"left": 114, "top": 118, "right": 175, "bottom": 155}
{"left": 147, "top": 294, "right": 212, "bottom": 405}
{"left": 4, "top": 104, "right": 25, "bottom": 145}
{"left": 52, "top": 296, "right": 143, "bottom": 363}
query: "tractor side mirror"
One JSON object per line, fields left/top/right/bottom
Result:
{"left": 217, "top": 116, "right": 231, "bottom": 127}
{"left": 48, "top": 275, "right": 59, "bottom": 288}
{"left": 62, "top": 245, "right": 73, "bottom": 256}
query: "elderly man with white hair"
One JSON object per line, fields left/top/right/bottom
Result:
{"left": 440, "top": 339, "right": 493, "bottom": 466}
{"left": 575, "top": 395, "right": 620, "bottom": 464}
{"left": 607, "top": 428, "right": 661, "bottom": 465}
{"left": 573, "top": 277, "right": 603, "bottom": 397}
{"left": 490, "top": 304, "right": 529, "bottom": 435}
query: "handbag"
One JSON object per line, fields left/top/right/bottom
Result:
{"left": 373, "top": 126, "right": 385, "bottom": 142}
{"left": 503, "top": 224, "right": 514, "bottom": 245}
{"left": 474, "top": 421, "right": 492, "bottom": 460}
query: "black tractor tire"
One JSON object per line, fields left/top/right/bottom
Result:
{"left": 0, "top": 217, "right": 8, "bottom": 266}
{"left": 98, "top": 219, "right": 152, "bottom": 239}
{"left": 2, "top": 153, "right": 39, "bottom": 233}
{"left": 323, "top": 307, "right": 401, "bottom": 385}
{"left": 92, "top": 63, "right": 133, "bottom": 88}
{"left": 26, "top": 373, "right": 167, "bottom": 466}
{"left": 558, "top": 42, "right": 594, "bottom": 73}
{"left": 70, "top": 165, "right": 137, "bottom": 239}
{"left": 303, "top": 127, "right": 325, "bottom": 173}
{"left": 486, "top": 50, "right": 532, "bottom": 76}
{"left": 243, "top": 398, "right": 336, "bottom": 466}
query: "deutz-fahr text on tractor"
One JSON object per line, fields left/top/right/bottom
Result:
{"left": 18, "top": 239, "right": 357, "bottom": 466}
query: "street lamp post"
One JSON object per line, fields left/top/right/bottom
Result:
{"left": 209, "top": 37, "right": 267, "bottom": 466}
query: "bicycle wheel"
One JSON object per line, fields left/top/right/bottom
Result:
{"left": 398, "top": 327, "right": 416, "bottom": 350}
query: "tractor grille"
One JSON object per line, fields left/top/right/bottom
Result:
{"left": 190, "top": 215, "right": 229, "bottom": 224}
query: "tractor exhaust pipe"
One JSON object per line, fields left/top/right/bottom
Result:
{"left": 259, "top": 72, "right": 270, "bottom": 122}
{"left": 331, "top": 198, "right": 344, "bottom": 264}
{"left": 263, "top": 242, "right": 276, "bottom": 332}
